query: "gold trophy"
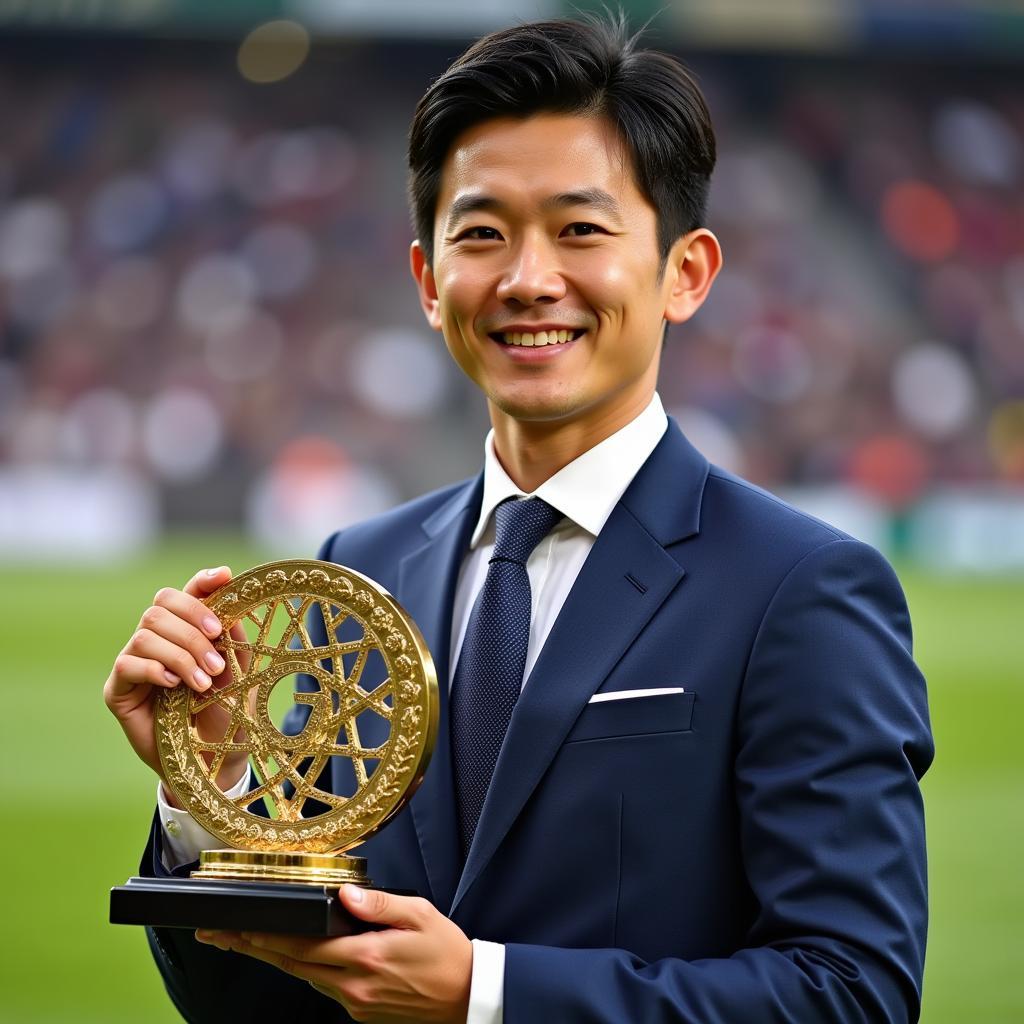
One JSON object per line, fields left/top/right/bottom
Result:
{"left": 110, "top": 560, "right": 438, "bottom": 935}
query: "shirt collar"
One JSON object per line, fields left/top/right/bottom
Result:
{"left": 470, "top": 392, "right": 668, "bottom": 547}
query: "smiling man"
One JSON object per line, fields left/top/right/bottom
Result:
{"left": 412, "top": 110, "right": 720, "bottom": 492}
{"left": 107, "top": 16, "right": 933, "bottom": 1024}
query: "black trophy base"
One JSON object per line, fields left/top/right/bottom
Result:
{"left": 110, "top": 876, "right": 412, "bottom": 936}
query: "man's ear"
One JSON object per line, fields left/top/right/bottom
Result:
{"left": 410, "top": 241, "right": 443, "bottom": 331}
{"left": 663, "top": 229, "right": 723, "bottom": 325}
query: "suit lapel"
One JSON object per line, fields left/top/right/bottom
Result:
{"left": 398, "top": 475, "right": 481, "bottom": 913}
{"left": 451, "top": 422, "right": 709, "bottom": 913}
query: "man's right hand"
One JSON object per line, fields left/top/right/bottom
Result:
{"left": 103, "top": 565, "right": 251, "bottom": 803}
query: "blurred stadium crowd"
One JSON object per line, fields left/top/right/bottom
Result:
{"left": 0, "top": 36, "right": 1022, "bottom": 552}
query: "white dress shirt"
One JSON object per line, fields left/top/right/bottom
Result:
{"left": 158, "top": 392, "right": 669, "bottom": 1024}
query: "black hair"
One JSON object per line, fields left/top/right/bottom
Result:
{"left": 407, "top": 13, "right": 716, "bottom": 266}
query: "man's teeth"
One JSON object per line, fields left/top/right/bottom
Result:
{"left": 500, "top": 330, "right": 576, "bottom": 347}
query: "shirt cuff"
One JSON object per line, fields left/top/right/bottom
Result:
{"left": 467, "top": 938, "right": 504, "bottom": 1024}
{"left": 157, "top": 767, "right": 251, "bottom": 872}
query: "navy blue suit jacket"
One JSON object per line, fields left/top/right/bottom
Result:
{"left": 143, "top": 421, "right": 933, "bottom": 1022}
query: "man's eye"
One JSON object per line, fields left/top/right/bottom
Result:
{"left": 562, "top": 223, "right": 604, "bottom": 237}
{"left": 458, "top": 226, "right": 502, "bottom": 241}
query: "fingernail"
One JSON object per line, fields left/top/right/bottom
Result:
{"left": 196, "top": 929, "right": 213, "bottom": 942}
{"left": 205, "top": 567, "right": 223, "bottom": 577}
{"left": 194, "top": 668, "right": 212, "bottom": 690}
{"left": 163, "top": 670, "right": 181, "bottom": 685}
{"left": 344, "top": 884, "right": 364, "bottom": 904}
{"left": 205, "top": 651, "right": 225, "bottom": 673}
{"left": 202, "top": 615, "right": 222, "bottom": 637}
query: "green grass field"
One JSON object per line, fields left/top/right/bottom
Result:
{"left": 1, "top": 536, "right": 1020, "bottom": 1022}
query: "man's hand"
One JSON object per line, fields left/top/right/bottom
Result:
{"left": 196, "top": 885, "right": 473, "bottom": 1024}
{"left": 103, "top": 565, "right": 251, "bottom": 797}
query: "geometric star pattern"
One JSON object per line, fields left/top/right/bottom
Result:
{"left": 190, "top": 595, "right": 393, "bottom": 823}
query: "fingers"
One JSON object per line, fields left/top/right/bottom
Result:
{"left": 198, "top": 926, "right": 379, "bottom": 974}
{"left": 197, "top": 904, "right": 472, "bottom": 1021}
{"left": 126, "top": 586, "right": 231, "bottom": 693}
{"left": 132, "top": 578, "right": 234, "bottom": 685}
{"left": 214, "top": 931, "right": 345, "bottom": 966}
{"left": 111, "top": 653, "right": 182, "bottom": 691}
{"left": 174, "top": 568, "right": 253, "bottom": 673}
{"left": 126, "top": 624, "right": 222, "bottom": 693}
{"left": 340, "top": 885, "right": 431, "bottom": 929}
{"left": 152, "top": 583, "right": 225, "bottom": 642}
{"left": 104, "top": 653, "right": 180, "bottom": 708}
{"left": 184, "top": 565, "right": 232, "bottom": 599}
{"left": 197, "top": 930, "right": 341, "bottom": 987}
{"left": 107, "top": 563, "right": 249, "bottom": 723}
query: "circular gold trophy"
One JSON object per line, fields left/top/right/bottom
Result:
{"left": 110, "top": 560, "right": 438, "bottom": 935}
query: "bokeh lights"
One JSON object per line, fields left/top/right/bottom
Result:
{"left": 881, "top": 181, "right": 959, "bottom": 263}
{"left": 0, "top": 36, "right": 1021, "bottom": 554}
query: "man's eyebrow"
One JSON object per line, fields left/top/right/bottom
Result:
{"left": 445, "top": 188, "right": 623, "bottom": 227}
{"left": 541, "top": 188, "right": 622, "bottom": 220}
{"left": 446, "top": 194, "right": 503, "bottom": 226}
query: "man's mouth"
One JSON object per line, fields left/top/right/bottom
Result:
{"left": 488, "top": 329, "right": 586, "bottom": 347}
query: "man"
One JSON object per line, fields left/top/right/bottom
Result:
{"left": 105, "top": 16, "right": 933, "bottom": 1023}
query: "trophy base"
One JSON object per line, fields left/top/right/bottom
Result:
{"left": 110, "top": 875, "right": 413, "bottom": 936}
{"left": 111, "top": 851, "right": 404, "bottom": 935}
{"left": 111, "top": 876, "right": 353, "bottom": 935}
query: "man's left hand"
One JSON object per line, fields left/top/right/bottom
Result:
{"left": 196, "top": 884, "right": 473, "bottom": 1023}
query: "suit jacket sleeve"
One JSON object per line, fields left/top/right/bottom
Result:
{"left": 503, "top": 538, "right": 934, "bottom": 1023}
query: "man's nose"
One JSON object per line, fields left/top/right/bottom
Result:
{"left": 496, "top": 238, "right": 567, "bottom": 305}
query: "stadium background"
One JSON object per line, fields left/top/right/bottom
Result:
{"left": 0, "top": 1, "right": 1020, "bottom": 1020}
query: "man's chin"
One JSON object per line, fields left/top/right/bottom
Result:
{"left": 487, "top": 389, "right": 587, "bottom": 426}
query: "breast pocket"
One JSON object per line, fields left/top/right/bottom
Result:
{"left": 563, "top": 691, "right": 696, "bottom": 743}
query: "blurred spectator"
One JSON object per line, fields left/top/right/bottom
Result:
{"left": 0, "top": 35, "right": 1020, "bottom": 538}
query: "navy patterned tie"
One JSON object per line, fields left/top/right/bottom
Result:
{"left": 450, "top": 496, "right": 563, "bottom": 856}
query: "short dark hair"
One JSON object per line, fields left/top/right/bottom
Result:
{"left": 407, "top": 14, "right": 716, "bottom": 266}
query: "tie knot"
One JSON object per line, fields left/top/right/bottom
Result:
{"left": 491, "top": 497, "right": 562, "bottom": 566}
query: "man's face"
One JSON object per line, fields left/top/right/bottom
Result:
{"left": 413, "top": 113, "right": 691, "bottom": 434}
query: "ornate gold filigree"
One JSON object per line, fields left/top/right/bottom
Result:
{"left": 155, "top": 560, "right": 438, "bottom": 855}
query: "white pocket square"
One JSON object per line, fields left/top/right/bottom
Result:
{"left": 588, "top": 687, "right": 686, "bottom": 704}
